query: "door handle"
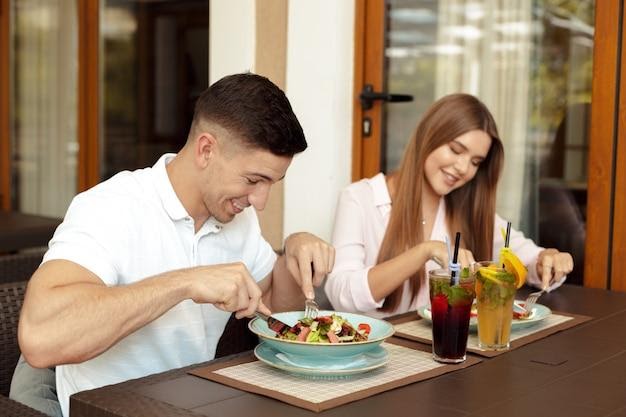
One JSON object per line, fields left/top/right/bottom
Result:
{"left": 359, "top": 84, "right": 413, "bottom": 110}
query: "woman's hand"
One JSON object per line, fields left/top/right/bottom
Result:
{"left": 536, "top": 249, "right": 574, "bottom": 289}
{"left": 425, "top": 240, "right": 475, "bottom": 268}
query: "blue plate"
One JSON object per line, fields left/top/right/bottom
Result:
{"left": 254, "top": 342, "right": 389, "bottom": 377}
{"left": 417, "top": 301, "right": 552, "bottom": 332}
{"left": 248, "top": 310, "right": 395, "bottom": 358}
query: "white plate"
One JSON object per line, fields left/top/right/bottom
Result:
{"left": 417, "top": 301, "right": 551, "bottom": 332}
{"left": 254, "top": 342, "right": 389, "bottom": 377}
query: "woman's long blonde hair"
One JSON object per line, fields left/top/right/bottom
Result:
{"left": 377, "top": 93, "right": 504, "bottom": 312}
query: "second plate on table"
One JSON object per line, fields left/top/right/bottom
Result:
{"left": 254, "top": 342, "right": 389, "bottom": 378}
{"left": 417, "top": 301, "right": 551, "bottom": 332}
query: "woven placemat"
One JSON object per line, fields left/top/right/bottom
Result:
{"left": 390, "top": 310, "right": 591, "bottom": 357}
{"left": 188, "top": 338, "right": 481, "bottom": 412}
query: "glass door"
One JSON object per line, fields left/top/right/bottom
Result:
{"left": 9, "top": 0, "right": 79, "bottom": 217}
{"left": 356, "top": 0, "right": 595, "bottom": 285}
{"left": 1, "top": 0, "right": 208, "bottom": 217}
{"left": 100, "top": 0, "right": 208, "bottom": 180}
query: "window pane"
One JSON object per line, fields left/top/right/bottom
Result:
{"left": 101, "top": 0, "right": 208, "bottom": 179}
{"left": 383, "top": 0, "right": 593, "bottom": 284}
{"left": 11, "top": 0, "right": 78, "bottom": 217}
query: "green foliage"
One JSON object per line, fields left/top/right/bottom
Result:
{"left": 529, "top": 0, "right": 594, "bottom": 133}
{"left": 430, "top": 277, "right": 475, "bottom": 307}
{"left": 477, "top": 271, "right": 516, "bottom": 307}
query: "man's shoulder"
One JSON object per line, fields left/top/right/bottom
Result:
{"left": 96, "top": 168, "right": 153, "bottom": 194}
{"left": 68, "top": 168, "right": 160, "bottom": 220}
{"left": 79, "top": 168, "right": 155, "bottom": 203}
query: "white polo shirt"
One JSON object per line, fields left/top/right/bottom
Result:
{"left": 44, "top": 154, "right": 277, "bottom": 417}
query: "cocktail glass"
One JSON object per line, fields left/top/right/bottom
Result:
{"left": 473, "top": 261, "right": 517, "bottom": 350}
{"left": 428, "top": 268, "right": 475, "bottom": 363}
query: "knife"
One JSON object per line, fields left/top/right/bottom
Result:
{"left": 255, "top": 312, "right": 293, "bottom": 336}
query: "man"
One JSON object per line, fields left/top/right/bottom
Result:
{"left": 17, "top": 73, "right": 334, "bottom": 417}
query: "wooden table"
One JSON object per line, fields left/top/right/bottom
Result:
{"left": 70, "top": 285, "right": 626, "bottom": 417}
{"left": 0, "top": 211, "right": 61, "bottom": 252}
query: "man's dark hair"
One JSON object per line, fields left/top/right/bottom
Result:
{"left": 191, "top": 73, "right": 307, "bottom": 156}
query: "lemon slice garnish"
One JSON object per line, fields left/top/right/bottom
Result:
{"left": 499, "top": 247, "right": 527, "bottom": 289}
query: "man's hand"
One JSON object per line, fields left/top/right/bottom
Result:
{"left": 188, "top": 262, "right": 271, "bottom": 319}
{"left": 536, "top": 249, "right": 574, "bottom": 289}
{"left": 283, "top": 232, "right": 335, "bottom": 299}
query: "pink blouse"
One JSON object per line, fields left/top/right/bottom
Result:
{"left": 324, "top": 173, "right": 564, "bottom": 318}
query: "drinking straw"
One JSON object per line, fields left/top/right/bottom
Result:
{"left": 505, "top": 221, "right": 512, "bottom": 248}
{"left": 502, "top": 221, "right": 512, "bottom": 268}
{"left": 449, "top": 232, "right": 461, "bottom": 285}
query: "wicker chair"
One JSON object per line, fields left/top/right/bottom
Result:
{"left": 0, "top": 250, "right": 45, "bottom": 284}
{"left": 0, "top": 394, "right": 47, "bottom": 417}
{"left": 0, "top": 250, "right": 45, "bottom": 395}
{"left": 0, "top": 251, "right": 48, "bottom": 416}
{"left": 0, "top": 250, "right": 44, "bottom": 396}
{"left": 0, "top": 281, "right": 26, "bottom": 397}
{"left": 0, "top": 280, "right": 46, "bottom": 416}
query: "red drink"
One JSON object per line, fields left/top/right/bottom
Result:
{"left": 429, "top": 269, "right": 475, "bottom": 363}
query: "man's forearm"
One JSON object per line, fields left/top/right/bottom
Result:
{"left": 19, "top": 265, "right": 191, "bottom": 368}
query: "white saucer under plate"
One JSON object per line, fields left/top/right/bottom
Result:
{"left": 417, "top": 301, "right": 552, "bottom": 332}
{"left": 254, "top": 342, "right": 389, "bottom": 377}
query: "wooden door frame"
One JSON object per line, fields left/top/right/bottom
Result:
{"left": 0, "top": 0, "right": 10, "bottom": 211}
{"left": 78, "top": 0, "right": 101, "bottom": 192}
{"left": 354, "top": 0, "right": 624, "bottom": 290}
{"left": 585, "top": 1, "right": 621, "bottom": 289}
{"left": 610, "top": 2, "right": 626, "bottom": 292}
{"left": 352, "top": 0, "right": 385, "bottom": 181}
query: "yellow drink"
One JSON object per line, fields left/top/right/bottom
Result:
{"left": 473, "top": 262, "right": 516, "bottom": 350}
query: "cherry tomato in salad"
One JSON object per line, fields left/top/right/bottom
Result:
{"left": 358, "top": 323, "right": 371, "bottom": 335}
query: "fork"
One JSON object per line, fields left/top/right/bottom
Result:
{"left": 304, "top": 298, "right": 319, "bottom": 319}
{"left": 523, "top": 288, "right": 546, "bottom": 314}
{"left": 304, "top": 263, "right": 320, "bottom": 319}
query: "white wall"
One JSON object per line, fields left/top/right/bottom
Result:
{"left": 209, "top": 1, "right": 355, "bottom": 242}
{"left": 283, "top": 2, "right": 355, "bottom": 241}
{"left": 209, "top": 1, "right": 256, "bottom": 82}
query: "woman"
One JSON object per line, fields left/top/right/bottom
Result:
{"left": 325, "top": 94, "right": 573, "bottom": 318}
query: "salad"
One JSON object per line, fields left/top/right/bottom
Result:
{"left": 276, "top": 314, "right": 371, "bottom": 343}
